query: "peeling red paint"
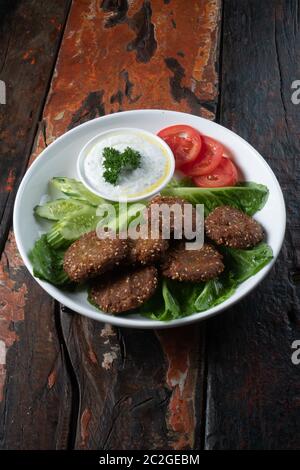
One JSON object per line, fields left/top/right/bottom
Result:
{"left": 191, "top": 0, "right": 221, "bottom": 98}
{"left": 0, "top": 233, "right": 27, "bottom": 401}
{"left": 88, "top": 348, "right": 98, "bottom": 365}
{"left": 48, "top": 367, "right": 57, "bottom": 389}
{"left": 4, "top": 169, "right": 15, "bottom": 192}
{"left": 80, "top": 408, "right": 92, "bottom": 448}
{"left": 32, "top": 0, "right": 220, "bottom": 146}
{"left": 29, "top": 127, "right": 47, "bottom": 165}
{"left": 4, "top": 232, "right": 25, "bottom": 269}
{"left": 157, "top": 327, "right": 199, "bottom": 450}
{"left": 22, "top": 48, "right": 35, "bottom": 62}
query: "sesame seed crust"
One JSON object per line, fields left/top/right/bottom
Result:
{"left": 90, "top": 266, "right": 158, "bottom": 313}
{"left": 128, "top": 231, "right": 169, "bottom": 266}
{"left": 148, "top": 195, "right": 197, "bottom": 235}
{"left": 63, "top": 231, "right": 129, "bottom": 283}
{"left": 205, "top": 205, "right": 264, "bottom": 249}
{"left": 161, "top": 242, "right": 224, "bottom": 282}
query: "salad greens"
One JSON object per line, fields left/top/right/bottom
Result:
{"left": 221, "top": 243, "right": 274, "bottom": 283}
{"left": 163, "top": 182, "right": 269, "bottom": 216}
{"left": 29, "top": 177, "right": 272, "bottom": 320}
{"left": 135, "top": 242, "right": 273, "bottom": 320}
{"left": 29, "top": 234, "right": 69, "bottom": 286}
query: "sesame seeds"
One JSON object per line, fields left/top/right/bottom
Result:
{"left": 63, "top": 203, "right": 265, "bottom": 315}
{"left": 90, "top": 266, "right": 158, "bottom": 313}
{"left": 63, "top": 231, "right": 129, "bottom": 283}
{"left": 205, "top": 205, "right": 264, "bottom": 249}
{"left": 161, "top": 242, "right": 224, "bottom": 282}
{"left": 148, "top": 195, "right": 197, "bottom": 234}
{"left": 127, "top": 229, "right": 169, "bottom": 266}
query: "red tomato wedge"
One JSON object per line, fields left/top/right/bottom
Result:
{"left": 157, "top": 125, "right": 202, "bottom": 168}
{"left": 193, "top": 157, "right": 238, "bottom": 188}
{"left": 181, "top": 136, "right": 224, "bottom": 176}
{"left": 221, "top": 148, "right": 232, "bottom": 159}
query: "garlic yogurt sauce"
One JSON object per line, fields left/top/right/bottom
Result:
{"left": 79, "top": 128, "right": 175, "bottom": 202}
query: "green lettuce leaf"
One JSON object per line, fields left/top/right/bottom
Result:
{"left": 137, "top": 279, "right": 199, "bottom": 321}
{"left": 134, "top": 242, "right": 272, "bottom": 321}
{"left": 29, "top": 234, "right": 69, "bottom": 286}
{"left": 194, "top": 272, "right": 236, "bottom": 312}
{"left": 162, "top": 182, "right": 269, "bottom": 215}
{"left": 223, "top": 242, "right": 273, "bottom": 283}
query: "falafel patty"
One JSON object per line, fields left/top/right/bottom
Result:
{"left": 205, "top": 205, "right": 264, "bottom": 249}
{"left": 89, "top": 266, "right": 158, "bottom": 313}
{"left": 147, "top": 195, "right": 197, "bottom": 235}
{"left": 128, "top": 230, "right": 169, "bottom": 265}
{"left": 161, "top": 242, "right": 224, "bottom": 282}
{"left": 63, "top": 231, "right": 128, "bottom": 282}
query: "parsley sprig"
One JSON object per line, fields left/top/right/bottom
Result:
{"left": 102, "top": 146, "right": 142, "bottom": 185}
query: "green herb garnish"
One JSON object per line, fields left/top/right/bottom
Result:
{"left": 102, "top": 146, "right": 142, "bottom": 185}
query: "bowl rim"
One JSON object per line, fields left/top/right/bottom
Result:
{"left": 77, "top": 126, "right": 175, "bottom": 203}
{"left": 13, "top": 109, "right": 286, "bottom": 329}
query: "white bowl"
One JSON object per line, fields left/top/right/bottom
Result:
{"left": 77, "top": 127, "right": 175, "bottom": 202}
{"left": 13, "top": 110, "right": 286, "bottom": 329}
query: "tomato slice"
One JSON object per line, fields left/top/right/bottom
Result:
{"left": 181, "top": 136, "right": 223, "bottom": 176}
{"left": 221, "top": 148, "right": 232, "bottom": 159}
{"left": 157, "top": 125, "right": 202, "bottom": 168}
{"left": 193, "top": 157, "right": 238, "bottom": 188}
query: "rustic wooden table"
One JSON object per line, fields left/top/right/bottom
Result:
{"left": 0, "top": 0, "right": 299, "bottom": 450}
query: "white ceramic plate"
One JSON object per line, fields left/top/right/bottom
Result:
{"left": 13, "top": 110, "right": 286, "bottom": 329}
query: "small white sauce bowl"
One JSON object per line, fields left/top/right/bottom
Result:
{"left": 77, "top": 127, "right": 175, "bottom": 202}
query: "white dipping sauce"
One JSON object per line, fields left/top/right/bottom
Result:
{"left": 83, "top": 129, "right": 172, "bottom": 201}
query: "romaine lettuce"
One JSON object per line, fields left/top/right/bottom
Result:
{"left": 29, "top": 235, "right": 69, "bottom": 286}
{"left": 134, "top": 243, "right": 273, "bottom": 320}
{"left": 162, "top": 182, "right": 269, "bottom": 215}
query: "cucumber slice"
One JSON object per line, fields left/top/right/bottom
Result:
{"left": 51, "top": 177, "right": 103, "bottom": 206}
{"left": 46, "top": 207, "right": 100, "bottom": 248}
{"left": 34, "top": 199, "right": 90, "bottom": 221}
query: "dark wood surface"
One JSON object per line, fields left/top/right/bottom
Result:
{"left": 0, "top": 0, "right": 71, "bottom": 253}
{"left": 205, "top": 0, "right": 300, "bottom": 450}
{"left": 0, "top": 0, "right": 299, "bottom": 450}
{"left": 0, "top": 0, "right": 73, "bottom": 450}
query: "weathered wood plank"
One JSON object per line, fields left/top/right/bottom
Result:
{"left": 0, "top": 0, "right": 71, "bottom": 253}
{"left": 0, "top": 234, "right": 74, "bottom": 449}
{"left": 29, "top": 0, "right": 221, "bottom": 450}
{"left": 60, "top": 310, "right": 205, "bottom": 450}
{"left": 31, "top": 0, "right": 221, "bottom": 151}
{"left": 0, "top": 0, "right": 73, "bottom": 450}
{"left": 205, "top": 0, "right": 300, "bottom": 450}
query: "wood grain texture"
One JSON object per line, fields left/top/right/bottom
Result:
{"left": 205, "top": 0, "right": 300, "bottom": 450}
{"left": 0, "top": 234, "right": 73, "bottom": 449}
{"left": 31, "top": 0, "right": 221, "bottom": 154}
{"left": 0, "top": 0, "right": 73, "bottom": 450}
{"left": 26, "top": 0, "right": 221, "bottom": 450}
{"left": 59, "top": 311, "right": 205, "bottom": 450}
{"left": 0, "top": 0, "right": 71, "bottom": 254}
